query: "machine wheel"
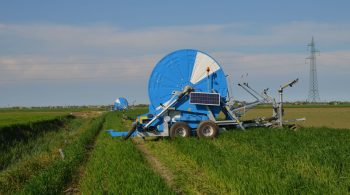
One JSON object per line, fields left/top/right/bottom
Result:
{"left": 170, "top": 122, "right": 191, "bottom": 139}
{"left": 196, "top": 120, "right": 219, "bottom": 138}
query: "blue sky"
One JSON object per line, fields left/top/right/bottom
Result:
{"left": 1, "top": 0, "right": 350, "bottom": 106}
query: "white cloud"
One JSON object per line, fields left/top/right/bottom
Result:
{"left": 0, "top": 21, "right": 349, "bottom": 101}
{"left": 2, "top": 21, "right": 350, "bottom": 52}
{"left": 213, "top": 50, "right": 350, "bottom": 77}
{"left": 317, "top": 51, "right": 350, "bottom": 72}
{"left": 1, "top": 50, "right": 349, "bottom": 83}
{"left": 0, "top": 55, "right": 159, "bottom": 82}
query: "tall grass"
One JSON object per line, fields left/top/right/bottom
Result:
{"left": 0, "top": 111, "right": 73, "bottom": 127}
{"left": 0, "top": 115, "right": 73, "bottom": 146}
{"left": 0, "top": 107, "right": 106, "bottom": 127}
{"left": 2, "top": 107, "right": 347, "bottom": 194}
{"left": 0, "top": 117, "right": 92, "bottom": 193}
{"left": 0, "top": 115, "right": 74, "bottom": 170}
{"left": 21, "top": 115, "right": 105, "bottom": 194}
{"left": 78, "top": 111, "right": 174, "bottom": 194}
{"left": 123, "top": 107, "right": 148, "bottom": 119}
{"left": 146, "top": 127, "right": 350, "bottom": 194}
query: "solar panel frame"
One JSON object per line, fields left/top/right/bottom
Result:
{"left": 189, "top": 92, "right": 221, "bottom": 106}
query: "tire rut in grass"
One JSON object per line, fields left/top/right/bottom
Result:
{"left": 142, "top": 139, "right": 230, "bottom": 194}
{"left": 133, "top": 140, "right": 182, "bottom": 194}
{"left": 21, "top": 115, "right": 105, "bottom": 194}
{"left": 63, "top": 126, "right": 105, "bottom": 195}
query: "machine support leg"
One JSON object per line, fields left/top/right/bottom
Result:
{"left": 278, "top": 89, "right": 283, "bottom": 127}
{"left": 224, "top": 106, "right": 245, "bottom": 130}
{"left": 277, "top": 78, "right": 298, "bottom": 128}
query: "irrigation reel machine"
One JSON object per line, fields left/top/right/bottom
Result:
{"left": 107, "top": 49, "right": 304, "bottom": 139}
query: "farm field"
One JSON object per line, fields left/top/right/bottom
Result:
{"left": 243, "top": 107, "right": 350, "bottom": 129}
{"left": 0, "top": 106, "right": 349, "bottom": 194}
{"left": 0, "top": 111, "right": 68, "bottom": 127}
{"left": 144, "top": 128, "right": 350, "bottom": 194}
{"left": 0, "top": 108, "right": 104, "bottom": 127}
{"left": 78, "top": 111, "right": 173, "bottom": 194}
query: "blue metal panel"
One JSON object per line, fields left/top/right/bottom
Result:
{"left": 179, "top": 112, "right": 209, "bottom": 122}
{"left": 187, "top": 121, "right": 203, "bottom": 129}
{"left": 151, "top": 118, "right": 164, "bottom": 132}
{"left": 106, "top": 129, "right": 136, "bottom": 137}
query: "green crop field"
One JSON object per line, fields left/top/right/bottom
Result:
{"left": 144, "top": 128, "right": 350, "bottom": 194}
{"left": 0, "top": 106, "right": 349, "bottom": 194}
{"left": 0, "top": 107, "right": 104, "bottom": 127}
{"left": 0, "top": 111, "right": 68, "bottom": 127}
{"left": 78, "top": 111, "right": 173, "bottom": 194}
{"left": 243, "top": 107, "right": 350, "bottom": 129}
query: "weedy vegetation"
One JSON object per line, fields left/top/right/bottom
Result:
{"left": 22, "top": 115, "right": 105, "bottom": 194}
{"left": 78, "top": 111, "right": 173, "bottom": 194}
{"left": 0, "top": 106, "right": 349, "bottom": 194}
{"left": 145, "top": 127, "right": 350, "bottom": 194}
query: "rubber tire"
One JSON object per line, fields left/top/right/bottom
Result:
{"left": 196, "top": 120, "right": 219, "bottom": 138}
{"left": 170, "top": 122, "right": 191, "bottom": 139}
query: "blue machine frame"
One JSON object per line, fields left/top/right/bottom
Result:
{"left": 107, "top": 49, "right": 303, "bottom": 139}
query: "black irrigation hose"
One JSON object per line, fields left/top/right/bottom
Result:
{"left": 123, "top": 123, "right": 137, "bottom": 140}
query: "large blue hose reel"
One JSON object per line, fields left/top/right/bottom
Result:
{"left": 148, "top": 49, "right": 228, "bottom": 117}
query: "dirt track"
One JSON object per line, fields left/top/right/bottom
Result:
{"left": 133, "top": 140, "right": 182, "bottom": 194}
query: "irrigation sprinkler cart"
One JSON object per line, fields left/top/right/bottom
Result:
{"left": 106, "top": 49, "right": 304, "bottom": 139}
{"left": 112, "top": 97, "right": 129, "bottom": 111}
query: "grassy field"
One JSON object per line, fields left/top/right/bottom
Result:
{"left": 0, "top": 115, "right": 74, "bottom": 171}
{"left": 82, "top": 108, "right": 350, "bottom": 194}
{"left": 0, "top": 117, "right": 88, "bottom": 193}
{"left": 0, "top": 109, "right": 105, "bottom": 194}
{"left": 243, "top": 107, "right": 350, "bottom": 129}
{"left": 0, "top": 107, "right": 104, "bottom": 127}
{"left": 144, "top": 128, "right": 350, "bottom": 194}
{"left": 0, "top": 111, "right": 69, "bottom": 127}
{"left": 78, "top": 111, "right": 173, "bottom": 194}
{"left": 0, "top": 106, "right": 349, "bottom": 194}
{"left": 22, "top": 116, "right": 105, "bottom": 194}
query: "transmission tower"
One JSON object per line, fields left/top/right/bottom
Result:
{"left": 306, "top": 37, "right": 320, "bottom": 102}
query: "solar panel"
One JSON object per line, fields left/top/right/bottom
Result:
{"left": 189, "top": 92, "right": 220, "bottom": 106}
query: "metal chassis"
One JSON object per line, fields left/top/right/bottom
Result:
{"left": 107, "top": 79, "right": 304, "bottom": 139}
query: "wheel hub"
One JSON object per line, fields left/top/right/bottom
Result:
{"left": 176, "top": 127, "right": 186, "bottom": 137}
{"left": 202, "top": 126, "right": 214, "bottom": 137}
